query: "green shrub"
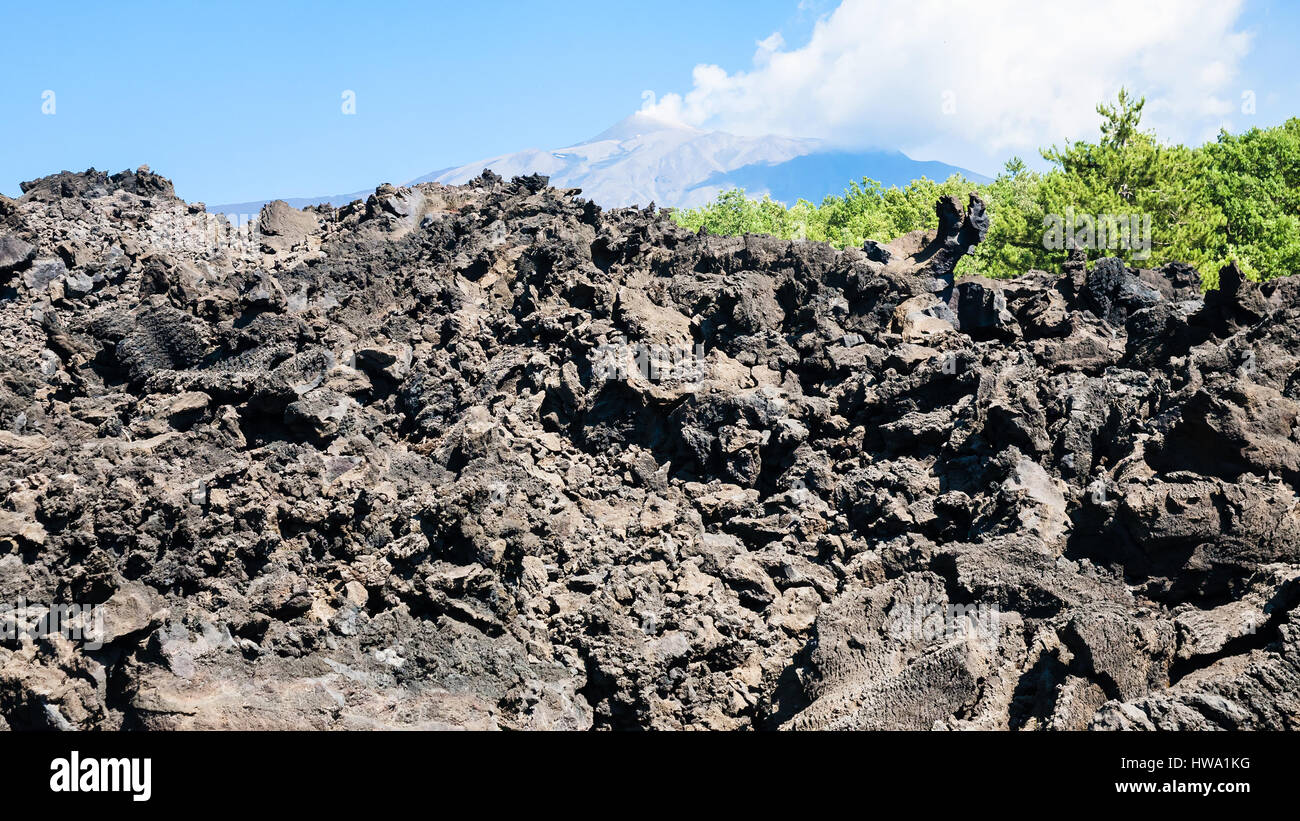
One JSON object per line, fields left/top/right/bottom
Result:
{"left": 671, "top": 91, "right": 1300, "bottom": 286}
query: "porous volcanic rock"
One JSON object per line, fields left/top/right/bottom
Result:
{"left": 2, "top": 167, "right": 1299, "bottom": 731}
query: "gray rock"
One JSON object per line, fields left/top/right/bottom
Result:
{"left": 0, "top": 233, "right": 36, "bottom": 274}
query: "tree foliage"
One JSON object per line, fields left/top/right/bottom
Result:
{"left": 671, "top": 90, "right": 1300, "bottom": 286}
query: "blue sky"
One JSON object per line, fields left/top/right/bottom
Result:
{"left": 2, "top": 0, "right": 1296, "bottom": 204}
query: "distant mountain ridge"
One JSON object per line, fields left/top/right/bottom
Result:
{"left": 208, "top": 113, "right": 988, "bottom": 216}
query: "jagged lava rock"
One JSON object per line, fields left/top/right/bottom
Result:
{"left": 0, "top": 168, "right": 1297, "bottom": 731}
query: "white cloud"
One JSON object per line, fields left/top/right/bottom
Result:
{"left": 755, "top": 32, "right": 785, "bottom": 65}
{"left": 640, "top": 0, "right": 1253, "bottom": 174}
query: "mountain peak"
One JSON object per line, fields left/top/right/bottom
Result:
{"left": 208, "top": 116, "right": 988, "bottom": 215}
{"left": 585, "top": 111, "right": 703, "bottom": 143}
